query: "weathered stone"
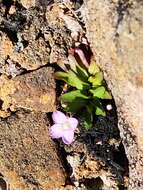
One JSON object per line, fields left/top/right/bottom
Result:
{"left": 0, "top": 33, "right": 24, "bottom": 76}
{"left": 66, "top": 148, "right": 121, "bottom": 189}
{"left": 0, "top": 6, "right": 72, "bottom": 71}
{"left": 0, "top": 1, "right": 6, "bottom": 17}
{"left": 83, "top": 0, "right": 143, "bottom": 189}
{"left": 0, "top": 110, "right": 65, "bottom": 190}
{"left": 20, "top": 0, "right": 36, "bottom": 9}
{"left": 59, "top": 185, "right": 76, "bottom": 190}
{"left": 0, "top": 67, "right": 56, "bottom": 116}
{"left": 11, "top": 37, "right": 50, "bottom": 70}
{"left": 0, "top": 57, "right": 24, "bottom": 78}
{"left": 67, "top": 154, "right": 101, "bottom": 180}
{"left": 9, "top": 5, "right": 16, "bottom": 15}
{"left": 0, "top": 32, "right": 13, "bottom": 62}
{"left": 0, "top": 32, "right": 50, "bottom": 71}
{"left": 45, "top": 4, "right": 72, "bottom": 65}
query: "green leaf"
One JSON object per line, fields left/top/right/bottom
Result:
{"left": 90, "top": 86, "right": 105, "bottom": 98}
{"left": 83, "top": 117, "right": 93, "bottom": 130}
{"left": 88, "top": 61, "right": 100, "bottom": 75}
{"left": 93, "top": 99, "right": 106, "bottom": 116}
{"left": 88, "top": 72, "right": 103, "bottom": 87}
{"left": 68, "top": 71, "right": 89, "bottom": 89}
{"left": 103, "top": 90, "right": 112, "bottom": 99}
{"left": 90, "top": 87, "right": 112, "bottom": 100}
{"left": 62, "top": 98, "right": 87, "bottom": 113}
{"left": 61, "top": 90, "right": 88, "bottom": 113}
{"left": 80, "top": 107, "right": 93, "bottom": 130}
{"left": 55, "top": 71, "right": 89, "bottom": 90}
{"left": 55, "top": 71, "right": 69, "bottom": 81}
{"left": 61, "top": 90, "right": 89, "bottom": 102}
{"left": 76, "top": 64, "right": 89, "bottom": 82}
{"left": 96, "top": 106, "right": 106, "bottom": 116}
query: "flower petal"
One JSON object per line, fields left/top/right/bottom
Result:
{"left": 62, "top": 130, "right": 74, "bottom": 145}
{"left": 52, "top": 111, "right": 67, "bottom": 124}
{"left": 75, "top": 48, "right": 89, "bottom": 68}
{"left": 68, "top": 117, "right": 78, "bottom": 130}
{"left": 49, "top": 124, "right": 63, "bottom": 139}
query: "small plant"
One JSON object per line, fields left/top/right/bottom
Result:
{"left": 55, "top": 48, "right": 112, "bottom": 129}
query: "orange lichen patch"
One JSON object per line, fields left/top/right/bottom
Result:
{"left": 40, "top": 94, "right": 50, "bottom": 104}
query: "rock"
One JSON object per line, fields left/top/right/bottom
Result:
{"left": 11, "top": 37, "right": 51, "bottom": 70}
{"left": 59, "top": 185, "right": 76, "bottom": 190}
{"left": 45, "top": 4, "right": 72, "bottom": 64}
{"left": 0, "top": 6, "right": 72, "bottom": 72}
{"left": 0, "top": 32, "right": 13, "bottom": 63}
{"left": 67, "top": 151, "right": 121, "bottom": 190}
{"left": 20, "top": 0, "right": 35, "bottom": 9}
{"left": 0, "top": 31, "right": 50, "bottom": 71}
{"left": 0, "top": 67, "right": 56, "bottom": 116}
{"left": 0, "top": 1, "right": 6, "bottom": 17}
{"left": 67, "top": 154, "right": 101, "bottom": 179}
{"left": 0, "top": 58, "right": 24, "bottom": 78}
{"left": 0, "top": 110, "right": 65, "bottom": 190}
{"left": 83, "top": 0, "right": 143, "bottom": 189}
{"left": 9, "top": 5, "right": 16, "bottom": 15}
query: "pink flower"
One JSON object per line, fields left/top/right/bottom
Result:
{"left": 49, "top": 111, "right": 78, "bottom": 145}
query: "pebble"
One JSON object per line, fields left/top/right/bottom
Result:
{"left": 106, "top": 104, "right": 112, "bottom": 111}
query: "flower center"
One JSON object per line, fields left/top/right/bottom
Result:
{"left": 62, "top": 120, "right": 70, "bottom": 130}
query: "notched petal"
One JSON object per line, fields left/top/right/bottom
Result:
{"left": 62, "top": 130, "right": 74, "bottom": 145}
{"left": 68, "top": 117, "right": 78, "bottom": 130}
{"left": 52, "top": 111, "right": 67, "bottom": 124}
{"left": 49, "top": 124, "right": 63, "bottom": 139}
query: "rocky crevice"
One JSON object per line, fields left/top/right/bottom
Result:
{"left": 0, "top": 0, "right": 137, "bottom": 189}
